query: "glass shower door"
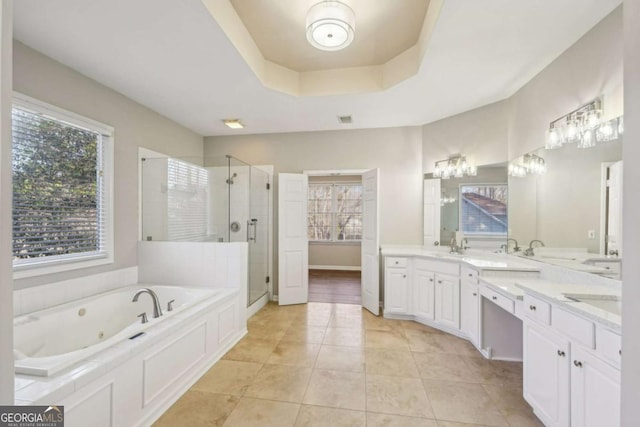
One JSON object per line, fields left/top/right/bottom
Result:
{"left": 248, "top": 166, "right": 270, "bottom": 305}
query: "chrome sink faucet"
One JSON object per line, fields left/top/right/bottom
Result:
{"left": 449, "top": 236, "right": 459, "bottom": 254}
{"left": 524, "top": 239, "right": 545, "bottom": 257}
{"left": 132, "top": 288, "right": 163, "bottom": 318}
{"left": 507, "top": 238, "right": 520, "bottom": 252}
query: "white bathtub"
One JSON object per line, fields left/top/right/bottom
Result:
{"left": 14, "top": 284, "right": 223, "bottom": 377}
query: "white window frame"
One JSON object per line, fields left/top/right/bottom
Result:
{"left": 458, "top": 182, "right": 508, "bottom": 240}
{"left": 308, "top": 181, "right": 362, "bottom": 243}
{"left": 12, "top": 92, "right": 114, "bottom": 279}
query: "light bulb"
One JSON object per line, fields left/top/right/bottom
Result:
{"left": 545, "top": 127, "right": 562, "bottom": 149}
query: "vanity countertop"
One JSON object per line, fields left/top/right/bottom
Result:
{"left": 515, "top": 279, "right": 621, "bottom": 331}
{"left": 380, "top": 245, "right": 540, "bottom": 272}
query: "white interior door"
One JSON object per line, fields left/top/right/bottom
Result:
{"left": 278, "top": 173, "right": 308, "bottom": 305}
{"left": 423, "top": 178, "right": 441, "bottom": 246}
{"left": 361, "top": 168, "right": 380, "bottom": 315}
{"left": 607, "top": 161, "right": 623, "bottom": 256}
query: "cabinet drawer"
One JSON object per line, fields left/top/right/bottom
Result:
{"left": 481, "top": 287, "right": 514, "bottom": 314}
{"left": 552, "top": 308, "right": 595, "bottom": 349}
{"left": 597, "top": 326, "right": 621, "bottom": 368}
{"left": 523, "top": 294, "right": 551, "bottom": 325}
{"left": 461, "top": 266, "right": 479, "bottom": 284}
{"left": 386, "top": 257, "right": 408, "bottom": 268}
{"left": 415, "top": 258, "right": 459, "bottom": 276}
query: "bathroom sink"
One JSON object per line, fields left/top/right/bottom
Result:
{"left": 563, "top": 293, "right": 622, "bottom": 316}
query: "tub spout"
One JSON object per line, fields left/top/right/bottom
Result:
{"left": 132, "top": 288, "right": 163, "bottom": 318}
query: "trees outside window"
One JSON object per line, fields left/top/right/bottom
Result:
{"left": 308, "top": 183, "right": 362, "bottom": 242}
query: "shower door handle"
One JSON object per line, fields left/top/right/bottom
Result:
{"left": 247, "top": 219, "right": 258, "bottom": 242}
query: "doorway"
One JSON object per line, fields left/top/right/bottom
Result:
{"left": 278, "top": 169, "right": 380, "bottom": 314}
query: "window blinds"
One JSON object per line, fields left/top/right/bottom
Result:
{"left": 166, "top": 159, "right": 209, "bottom": 241}
{"left": 12, "top": 106, "right": 107, "bottom": 265}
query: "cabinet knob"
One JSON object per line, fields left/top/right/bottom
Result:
{"left": 529, "top": 305, "right": 537, "bottom": 311}
{"left": 429, "top": 278, "right": 434, "bottom": 282}
{"left": 438, "top": 280, "right": 442, "bottom": 284}
{"left": 468, "top": 273, "right": 473, "bottom": 277}
{"left": 619, "top": 349, "right": 622, "bottom": 356}
{"left": 403, "top": 274, "right": 407, "bottom": 278}
{"left": 573, "top": 360, "right": 583, "bottom": 367}
{"left": 472, "top": 292, "right": 477, "bottom": 296}
{"left": 492, "top": 296, "right": 497, "bottom": 301}
{"left": 557, "top": 350, "right": 566, "bottom": 357}
{"left": 395, "top": 261, "right": 399, "bottom": 264}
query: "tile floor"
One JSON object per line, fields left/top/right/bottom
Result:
{"left": 154, "top": 302, "right": 543, "bottom": 427}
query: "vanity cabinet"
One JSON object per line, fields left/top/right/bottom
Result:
{"left": 384, "top": 257, "right": 410, "bottom": 315}
{"left": 523, "top": 294, "right": 621, "bottom": 427}
{"left": 435, "top": 272, "right": 460, "bottom": 329}
{"left": 523, "top": 320, "right": 571, "bottom": 427}
{"left": 460, "top": 266, "right": 480, "bottom": 346}
{"left": 570, "top": 345, "right": 621, "bottom": 427}
{"left": 413, "top": 268, "right": 435, "bottom": 321}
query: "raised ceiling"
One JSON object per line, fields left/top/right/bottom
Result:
{"left": 229, "top": 0, "right": 430, "bottom": 72}
{"left": 12, "top": 0, "right": 621, "bottom": 136}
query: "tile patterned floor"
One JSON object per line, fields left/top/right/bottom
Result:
{"left": 154, "top": 302, "right": 543, "bottom": 427}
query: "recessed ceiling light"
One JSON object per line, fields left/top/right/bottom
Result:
{"left": 223, "top": 119, "right": 244, "bottom": 129}
{"left": 338, "top": 115, "right": 353, "bottom": 124}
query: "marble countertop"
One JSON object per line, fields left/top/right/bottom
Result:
{"left": 380, "top": 245, "right": 540, "bottom": 272}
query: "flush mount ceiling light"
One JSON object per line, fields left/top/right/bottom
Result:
{"left": 222, "top": 119, "right": 244, "bottom": 129}
{"left": 306, "top": 1, "right": 355, "bottom": 51}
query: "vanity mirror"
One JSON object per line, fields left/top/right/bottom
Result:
{"left": 424, "top": 164, "right": 508, "bottom": 251}
{"left": 508, "top": 133, "right": 622, "bottom": 279}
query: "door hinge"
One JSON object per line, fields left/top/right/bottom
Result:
{"left": 266, "top": 183, "right": 271, "bottom": 190}
{"left": 266, "top": 276, "right": 270, "bottom": 284}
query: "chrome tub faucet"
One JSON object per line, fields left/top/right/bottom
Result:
{"left": 132, "top": 288, "right": 163, "bottom": 318}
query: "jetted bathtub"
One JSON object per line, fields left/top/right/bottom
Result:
{"left": 14, "top": 284, "right": 225, "bottom": 377}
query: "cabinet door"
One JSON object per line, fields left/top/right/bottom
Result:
{"left": 435, "top": 273, "right": 460, "bottom": 329}
{"left": 571, "top": 345, "right": 620, "bottom": 427}
{"left": 385, "top": 268, "right": 409, "bottom": 315}
{"left": 523, "top": 320, "right": 570, "bottom": 427}
{"left": 460, "top": 281, "right": 479, "bottom": 345}
{"left": 413, "top": 269, "right": 435, "bottom": 320}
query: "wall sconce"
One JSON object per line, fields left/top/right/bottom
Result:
{"left": 509, "top": 153, "right": 546, "bottom": 178}
{"left": 545, "top": 97, "right": 623, "bottom": 150}
{"left": 432, "top": 155, "right": 477, "bottom": 180}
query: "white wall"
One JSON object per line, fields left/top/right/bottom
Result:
{"left": 621, "top": 0, "right": 640, "bottom": 423}
{"left": 0, "top": 0, "right": 13, "bottom": 405}
{"left": 204, "top": 126, "right": 423, "bottom": 294}
{"left": 12, "top": 41, "right": 204, "bottom": 289}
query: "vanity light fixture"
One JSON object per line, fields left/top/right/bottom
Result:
{"left": 544, "top": 97, "right": 623, "bottom": 150}
{"left": 432, "top": 155, "right": 477, "bottom": 180}
{"left": 509, "top": 153, "right": 546, "bottom": 178}
{"left": 306, "top": 1, "right": 355, "bottom": 51}
{"left": 223, "top": 119, "right": 244, "bottom": 129}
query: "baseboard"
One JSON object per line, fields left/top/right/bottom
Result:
{"left": 247, "top": 293, "right": 269, "bottom": 318}
{"left": 309, "top": 265, "right": 361, "bottom": 271}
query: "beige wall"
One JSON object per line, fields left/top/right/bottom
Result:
{"left": 13, "top": 41, "right": 204, "bottom": 289}
{"left": 508, "top": 7, "right": 623, "bottom": 159}
{"left": 204, "top": 126, "right": 423, "bottom": 293}
{"left": 422, "top": 99, "right": 510, "bottom": 173}
{"left": 622, "top": 0, "right": 640, "bottom": 423}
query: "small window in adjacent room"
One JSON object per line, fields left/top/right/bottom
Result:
{"left": 459, "top": 184, "right": 508, "bottom": 236}
{"left": 12, "top": 94, "right": 114, "bottom": 277}
{"left": 308, "top": 182, "right": 362, "bottom": 242}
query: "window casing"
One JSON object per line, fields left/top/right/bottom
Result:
{"left": 459, "top": 184, "right": 508, "bottom": 237}
{"left": 12, "top": 93, "right": 114, "bottom": 278}
{"left": 308, "top": 182, "right": 362, "bottom": 242}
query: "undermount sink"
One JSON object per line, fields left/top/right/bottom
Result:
{"left": 563, "top": 293, "right": 622, "bottom": 316}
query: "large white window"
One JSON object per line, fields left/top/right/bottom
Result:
{"left": 459, "top": 184, "right": 508, "bottom": 236}
{"left": 12, "top": 94, "right": 114, "bottom": 277}
{"left": 308, "top": 182, "right": 362, "bottom": 242}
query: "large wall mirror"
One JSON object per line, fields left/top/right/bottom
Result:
{"left": 508, "top": 133, "right": 622, "bottom": 279}
{"left": 425, "top": 164, "right": 508, "bottom": 251}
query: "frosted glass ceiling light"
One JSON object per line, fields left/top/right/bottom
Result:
{"left": 432, "top": 155, "right": 475, "bottom": 180}
{"left": 306, "top": 1, "right": 355, "bottom": 51}
{"left": 596, "top": 119, "right": 618, "bottom": 142}
{"left": 578, "top": 128, "right": 596, "bottom": 148}
{"left": 563, "top": 114, "right": 581, "bottom": 144}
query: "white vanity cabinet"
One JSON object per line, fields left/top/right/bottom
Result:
{"left": 523, "top": 319, "right": 571, "bottom": 427}
{"left": 384, "top": 257, "right": 411, "bottom": 315}
{"left": 413, "top": 266, "right": 435, "bottom": 321}
{"left": 522, "top": 292, "right": 621, "bottom": 427}
{"left": 460, "top": 266, "right": 480, "bottom": 346}
{"left": 435, "top": 272, "right": 460, "bottom": 329}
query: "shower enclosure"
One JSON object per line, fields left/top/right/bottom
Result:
{"left": 141, "top": 154, "right": 271, "bottom": 307}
